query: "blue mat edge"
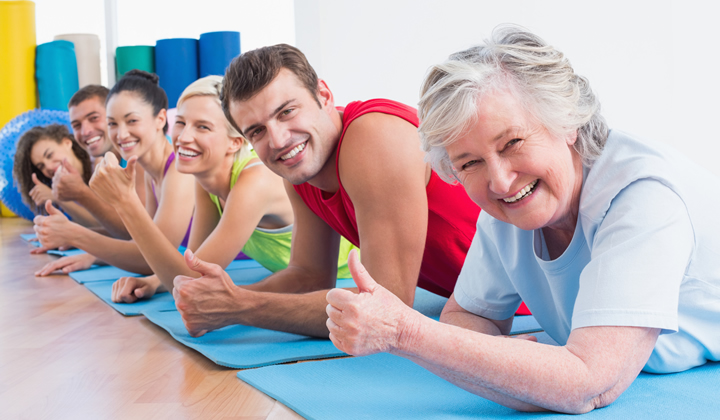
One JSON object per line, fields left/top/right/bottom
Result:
{"left": 142, "top": 309, "right": 348, "bottom": 369}
{"left": 83, "top": 280, "right": 174, "bottom": 317}
{"left": 237, "top": 365, "right": 325, "bottom": 419}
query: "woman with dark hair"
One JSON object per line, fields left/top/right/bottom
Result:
{"left": 34, "top": 70, "right": 196, "bottom": 276}
{"left": 13, "top": 123, "right": 98, "bottom": 227}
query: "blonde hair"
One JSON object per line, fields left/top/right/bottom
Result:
{"left": 177, "top": 75, "right": 251, "bottom": 161}
{"left": 419, "top": 24, "right": 608, "bottom": 182}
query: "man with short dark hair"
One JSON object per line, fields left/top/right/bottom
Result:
{"left": 171, "top": 44, "right": 520, "bottom": 338}
{"left": 68, "top": 85, "right": 114, "bottom": 159}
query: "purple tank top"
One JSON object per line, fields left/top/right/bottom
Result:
{"left": 151, "top": 152, "right": 192, "bottom": 248}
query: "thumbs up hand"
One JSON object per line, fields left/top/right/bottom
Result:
{"left": 29, "top": 173, "right": 54, "bottom": 207}
{"left": 173, "top": 249, "right": 243, "bottom": 337}
{"left": 89, "top": 152, "right": 138, "bottom": 206}
{"left": 325, "top": 250, "right": 421, "bottom": 356}
{"left": 52, "top": 158, "right": 88, "bottom": 201}
{"left": 32, "top": 200, "right": 77, "bottom": 251}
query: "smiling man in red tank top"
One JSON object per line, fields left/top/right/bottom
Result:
{"left": 170, "top": 44, "right": 526, "bottom": 338}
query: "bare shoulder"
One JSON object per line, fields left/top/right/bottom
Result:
{"left": 341, "top": 112, "right": 420, "bottom": 158}
{"left": 340, "top": 112, "right": 426, "bottom": 193}
{"left": 233, "top": 158, "right": 281, "bottom": 192}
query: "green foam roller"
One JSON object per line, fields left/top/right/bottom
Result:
{"left": 116, "top": 46, "right": 155, "bottom": 79}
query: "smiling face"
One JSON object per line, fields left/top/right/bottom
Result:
{"left": 69, "top": 96, "right": 113, "bottom": 158}
{"left": 228, "top": 68, "right": 339, "bottom": 186}
{"left": 446, "top": 88, "right": 583, "bottom": 233}
{"left": 30, "top": 137, "right": 75, "bottom": 179}
{"left": 106, "top": 91, "right": 166, "bottom": 160}
{"left": 172, "top": 95, "right": 241, "bottom": 175}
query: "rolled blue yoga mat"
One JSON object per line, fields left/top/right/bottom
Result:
{"left": 238, "top": 351, "right": 720, "bottom": 420}
{"left": 155, "top": 38, "right": 198, "bottom": 108}
{"left": 35, "top": 40, "right": 79, "bottom": 111}
{"left": 199, "top": 31, "right": 240, "bottom": 77}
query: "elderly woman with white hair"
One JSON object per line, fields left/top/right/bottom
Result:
{"left": 325, "top": 25, "right": 720, "bottom": 414}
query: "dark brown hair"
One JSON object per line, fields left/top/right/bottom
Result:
{"left": 68, "top": 84, "right": 110, "bottom": 109}
{"left": 13, "top": 124, "right": 92, "bottom": 214}
{"left": 108, "top": 69, "right": 169, "bottom": 133}
{"left": 221, "top": 44, "right": 320, "bottom": 134}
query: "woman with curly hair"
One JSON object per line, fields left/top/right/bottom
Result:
{"left": 13, "top": 123, "right": 98, "bottom": 227}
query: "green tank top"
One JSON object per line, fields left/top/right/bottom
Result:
{"left": 209, "top": 152, "right": 354, "bottom": 277}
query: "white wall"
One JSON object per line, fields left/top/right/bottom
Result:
{"left": 295, "top": 0, "right": 720, "bottom": 176}
{"left": 34, "top": 0, "right": 296, "bottom": 86}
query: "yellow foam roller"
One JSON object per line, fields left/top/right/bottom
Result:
{"left": 0, "top": 1, "right": 37, "bottom": 129}
{"left": 1, "top": 202, "right": 15, "bottom": 217}
{"left": 0, "top": 1, "right": 36, "bottom": 217}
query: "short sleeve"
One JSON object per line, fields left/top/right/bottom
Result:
{"left": 573, "top": 179, "right": 693, "bottom": 333}
{"left": 454, "top": 217, "right": 523, "bottom": 320}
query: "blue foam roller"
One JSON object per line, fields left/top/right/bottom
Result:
{"left": 199, "top": 31, "right": 240, "bottom": 77}
{"left": 0, "top": 109, "right": 72, "bottom": 220}
{"left": 35, "top": 40, "right": 79, "bottom": 111}
{"left": 155, "top": 38, "right": 198, "bottom": 108}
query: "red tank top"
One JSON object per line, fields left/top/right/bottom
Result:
{"left": 293, "top": 99, "right": 478, "bottom": 298}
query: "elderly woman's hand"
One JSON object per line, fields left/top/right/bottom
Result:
{"left": 29, "top": 173, "right": 54, "bottom": 207}
{"left": 325, "top": 250, "right": 423, "bottom": 356}
{"left": 89, "top": 152, "right": 138, "bottom": 206}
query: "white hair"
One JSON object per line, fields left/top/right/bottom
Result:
{"left": 177, "top": 75, "right": 251, "bottom": 161}
{"left": 418, "top": 24, "right": 608, "bottom": 182}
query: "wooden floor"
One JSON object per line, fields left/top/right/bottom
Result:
{"left": 0, "top": 217, "right": 304, "bottom": 420}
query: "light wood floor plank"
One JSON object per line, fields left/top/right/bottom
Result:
{"left": 0, "top": 218, "right": 304, "bottom": 419}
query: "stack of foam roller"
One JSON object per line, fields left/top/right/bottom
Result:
{"left": 115, "top": 31, "right": 241, "bottom": 108}
{"left": 0, "top": 6, "right": 242, "bottom": 217}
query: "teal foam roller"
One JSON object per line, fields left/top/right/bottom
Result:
{"left": 36, "top": 40, "right": 79, "bottom": 111}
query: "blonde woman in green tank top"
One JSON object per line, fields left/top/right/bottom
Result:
{"left": 106, "top": 76, "right": 353, "bottom": 303}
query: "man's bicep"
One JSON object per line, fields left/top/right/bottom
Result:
{"left": 340, "top": 114, "right": 429, "bottom": 304}
{"left": 284, "top": 180, "right": 342, "bottom": 287}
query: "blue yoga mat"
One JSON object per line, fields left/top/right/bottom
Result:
{"left": 36, "top": 40, "right": 79, "bottom": 111}
{"left": 25, "top": 237, "right": 82, "bottom": 256}
{"left": 84, "top": 281, "right": 176, "bottom": 315}
{"left": 198, "top": 31, "right": 240, "bottom": 77}
{"left": 70, "top": 265, "right": 140, "bottom": 284}
{"left": 83, "top": 263, "right": 273, "bottom": 316}
{"left": 69, "top": 258, "right": 263, "bottom": 285}
{"left": 48, "top": 248, "right": 86, "bottom": 257}
{"left": 238, "top": 351, "right": 720, "bottom": 420}
{"left": 142, "top": 277, "right": 358, "bottom": 369}
{"left": 142, "top": 286, "right": 504, "bottom": 369}
{"left": 155, "top": 38, "right": 198, "bottom": 108}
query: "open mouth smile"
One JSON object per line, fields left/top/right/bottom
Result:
{"left": 279, "top": 142, "right": 307, "bottom": 161}
{"left": 118, "top": 140, "right": 138, "bottom": 151}
{"left": 503, "top": 180, "right": 538, "bottom": 203}
{"left": 177, "top": 146, "right": 200, "bottom": 158}
{"left": 85, "top": 136, "right": 102, "bottom": 146}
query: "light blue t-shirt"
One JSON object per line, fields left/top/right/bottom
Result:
{"left": 455, "top": 129, "right": 720, "bottom": 374}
